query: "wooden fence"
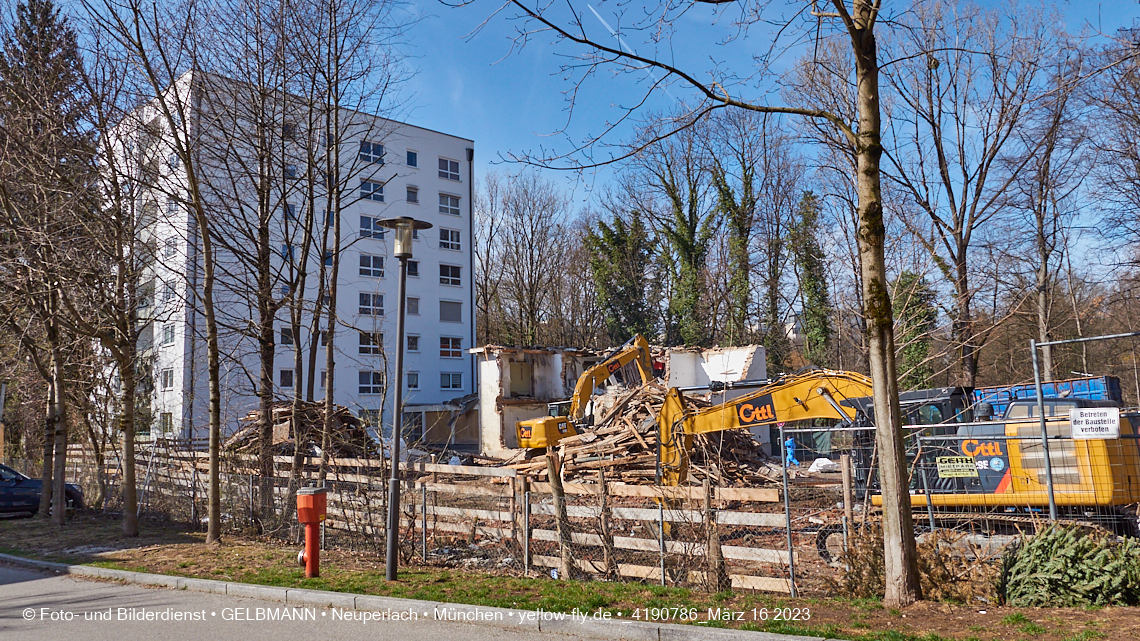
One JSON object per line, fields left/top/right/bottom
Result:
{"left": 40, "top": 443, "right": 796, "bottom": 594}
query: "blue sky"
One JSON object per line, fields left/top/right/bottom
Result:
{"left": 399, "top": 0, "right": 1140, "bottom": 208}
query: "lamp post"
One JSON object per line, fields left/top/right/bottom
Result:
{"left": 378, "top": 216, "right": 432, "bottom": 581}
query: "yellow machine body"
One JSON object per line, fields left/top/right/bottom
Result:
{"left": 656, "top": 370, "right": 874, "bottom": 486}
{"left": 872, "top": 413, "right": 1140, "bottom": 509}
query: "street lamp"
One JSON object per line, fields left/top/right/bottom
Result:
{"left": 377, "top": 216, "right": 432, "bottom": 581}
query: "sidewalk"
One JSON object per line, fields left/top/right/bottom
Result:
{"left": 0, "top": 552, "right": 826, "bottom": 641}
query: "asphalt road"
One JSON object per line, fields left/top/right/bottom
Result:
{"left": 0, "top": 565, "right": 588, "bottom": 641}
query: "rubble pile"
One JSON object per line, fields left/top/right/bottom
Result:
{"left": 507, "top": 382, "right": 785, "bottom": 485}
{"left": 224, "top": 400, "right": 378, "bottom": 458}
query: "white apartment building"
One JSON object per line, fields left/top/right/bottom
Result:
{"left": 127, "top": 72, "right": 475, "bottom": 449}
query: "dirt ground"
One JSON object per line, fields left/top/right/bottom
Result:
{"left": 1, "top": 512, "right": 1135, "bottom": 641}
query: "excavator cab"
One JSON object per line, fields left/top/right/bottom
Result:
{"left": 517, "top": 401, "right": 576, "bottom": 449}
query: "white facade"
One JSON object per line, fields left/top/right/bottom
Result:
{"left": 129, "top": 73, "right": 475, "bottom": 446}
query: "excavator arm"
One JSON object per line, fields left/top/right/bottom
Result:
{"left": 517, "top": 335, "right": 653, "bottom": 449}
{"left": 657, "top": 370, "right": 874, "bottom": 485}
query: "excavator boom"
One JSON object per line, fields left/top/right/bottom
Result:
{"left": 657, "top": 369, "right": 873, "bottom": 485}
{"left": 517, "top": 335, "right": 653, "bottom": 449}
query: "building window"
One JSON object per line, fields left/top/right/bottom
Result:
{"left": 284, "top": 164, "right": 299, "bottom": 179}
{"left": 323, "top": 250, "right": 333, "bottom": 266}
{"left": 282, "top": 121, "right": 298, "bottom": 139}
{"left": 407, "top": 372, "right": 419, "bottom": 390}
{"left": 281, "top": 327, "right": 295, "bottom": 346}
{"left": 360, "top": 254, "right": 384, "bottom": 277}
{"left": 162, "top": 324, "right": 175, "bottom": 345}
{"left": 159, "top": 412, "right": 173, "bottom": 432}
{"left": 162, "top": 282, "right": 176, "bottom": 303}
{"left": 320, "top": 330, "right": 328, "bottom": 347}
{"left": 319, "top": 370, "right": 326, "bottom": 388}
{"left": 407, "top": 260, "right": 419, "bottom": 277}
{"left": 406, "top": 187, "right": 418, "bottom": 203}
{"left": 160, "top": 368, "right": 174, "bottom": 390}
{"left": 360, "top": 215, "right": 385, "bottom": 239}
{"left": 280, "top": 369, "right": 294, "bottom": 388}
{"left": 359, "top": 331, "right": 383, "bottom": 355}
{"left": 439, "top": 193, "right": 460, "bottom": 216}
{"left": 406, "top": 150, "right": 418, "bottom": 167}
{"left": 164, "top": 237, "right": 177, "bottom": 258}
{"left": 441, "top": 372, "right": 463, "bottom": 390}
{"left": 167, "top": 198, "right": 179, "bottom": 215}
{"left": 360, "top": 179, "right": 385, "bottom": 202}
{"left": 440, "top": 300, "right": 462, "bottom": 323}
{"left": 280, "top": 244, "right": 294, "bottom": 260}
{"left": 285, "top": 203, "right": 297, "bottom": 220}
{"left": 440, "top": 336, "right": 462, "bottom": 358}
{"left": 359, "top": 370, "right": 384, "bottom": 394}
{"left": 438, "top": 158, "right": 460, "bottom": 181}
{"left": 406, "top": 297, "right": 419, "bottom": 315}
{"left": 439, "top": 264, "right": 461, "bottom": 286}
{"left": 138, "top": 281, "right": 153, "bottom": 308}
{"left": 359, "top": 141, "right": 384, "bottom": 164}
{"left": 359, "top": 292, "right": 384, "bottom": 316}
{"left": 440, "top": 228, "right": 461, "bottom": 250}
{"left": 407, "top": 334, "right": 420, "bottom": 352}
{"left": 324, "top": 208, "right": 335, "bottom": 227}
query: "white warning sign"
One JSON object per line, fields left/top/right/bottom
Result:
{"left": 1069, "top": 407, "right": 1120, "bottom": 440}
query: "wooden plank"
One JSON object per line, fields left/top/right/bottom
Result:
{"left": 530, "top": 529, "right": 790, "bottom": 564}
{"left": 716, "top": 487, "right": 780, "bottom": 503}
{"left": 404, "top": 462, "right": 516, "bottom": 478}
{"left": 414, "top": 482, "right": 510, "bottom": 497}
{"left": 529, "top": 556, "right": 789, "bottom": 593}
{"left": 527, "top": 482, "right": 599, "bottom": 496}
{"left": 424, "top": 505, "right": 512, "bottom": 523}
{"left": 606, "top": 485, "right": 704, "bottom": 500}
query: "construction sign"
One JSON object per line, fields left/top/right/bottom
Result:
{"left": 936, "top": 456, "right": 980, "bottom": 479}
{"left": 1070, "top": 407, "right": 1120, "bottom": 440}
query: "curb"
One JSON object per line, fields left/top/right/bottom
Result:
{"left": 0, "top": 552, "right": 823, "bottom": 641}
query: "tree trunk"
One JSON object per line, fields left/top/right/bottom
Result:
{"left": 50, "top": 320, "right": 68, "bottom": 526}
{"left": 38, "top": 377, "right": 54, "bottom": 518}
{"left": 1037, "top": 265, "right": 1053, "bottom": 381}
{"left": 851, "top": 15, "right": 922, "bottom": 607}
{"left": 119, "top": 353, "right": 139, "bottom": 536}
{"left": 955, "top": 259, "right": 977, "bottom": 387}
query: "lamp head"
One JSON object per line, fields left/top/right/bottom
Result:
{"left": 377, "top": 216, "right": 432, "bottom": 258}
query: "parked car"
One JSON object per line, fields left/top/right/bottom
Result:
{"left": 0, "top": 463, "right": 83, "bottom": 515}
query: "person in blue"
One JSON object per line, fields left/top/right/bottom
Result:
{"left": 784, "top": 436, "right": 800, "bottom": 466}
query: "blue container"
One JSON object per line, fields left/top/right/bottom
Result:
{"left": 973, "top": 375, "right": 1122, "bottom": 417}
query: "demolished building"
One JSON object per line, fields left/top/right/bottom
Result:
{"left": 469, "top": 342, "right": 767, "bottom": 459}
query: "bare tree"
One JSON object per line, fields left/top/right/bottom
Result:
{"left": 476, "top": 0, "right": 921, "bottom": 605}
{"left": 881, "top": 1, "right": 1056, "bottom": 387}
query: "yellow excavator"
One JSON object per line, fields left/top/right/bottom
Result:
{"left": 516, "top": 335, "right": 654, "bottom": 449}
{"left": 656, "top": 369, "right": 874, "bottom": 485}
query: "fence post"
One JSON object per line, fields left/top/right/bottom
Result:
{"left": 704, "top": 478, "right": 728, "bottom": 592}
{"left": 780, "top": 425, "right": 797, "bottom": 597}
{"left": 190, "top": 467, "right": 197, "bottom": 528}
{"left": 840, "top": 453, "right": 854, "bottom": 530}
{"left": 658, "top": 498, "right": 665, "bottom": 586}
{"left": 597, "top": 470, "right": 614, "bottom": 578}
{"left": 509, "top": 477, "right": 518, "bottom": 556}
{"left": 422, "top": 483, "right": 428, "bottom": 562}
{"left": 546, "top": 450, "right": 572, "bottom": 580}
{"left": 248, "top": 474, "right": 254, "bottom": 525}
{"left": 523, "top": 487, "right": 531, "bottom": 574}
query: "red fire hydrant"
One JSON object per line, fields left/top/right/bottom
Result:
{"left": 296, "top": 486, "right": 328, "bottom": 578}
